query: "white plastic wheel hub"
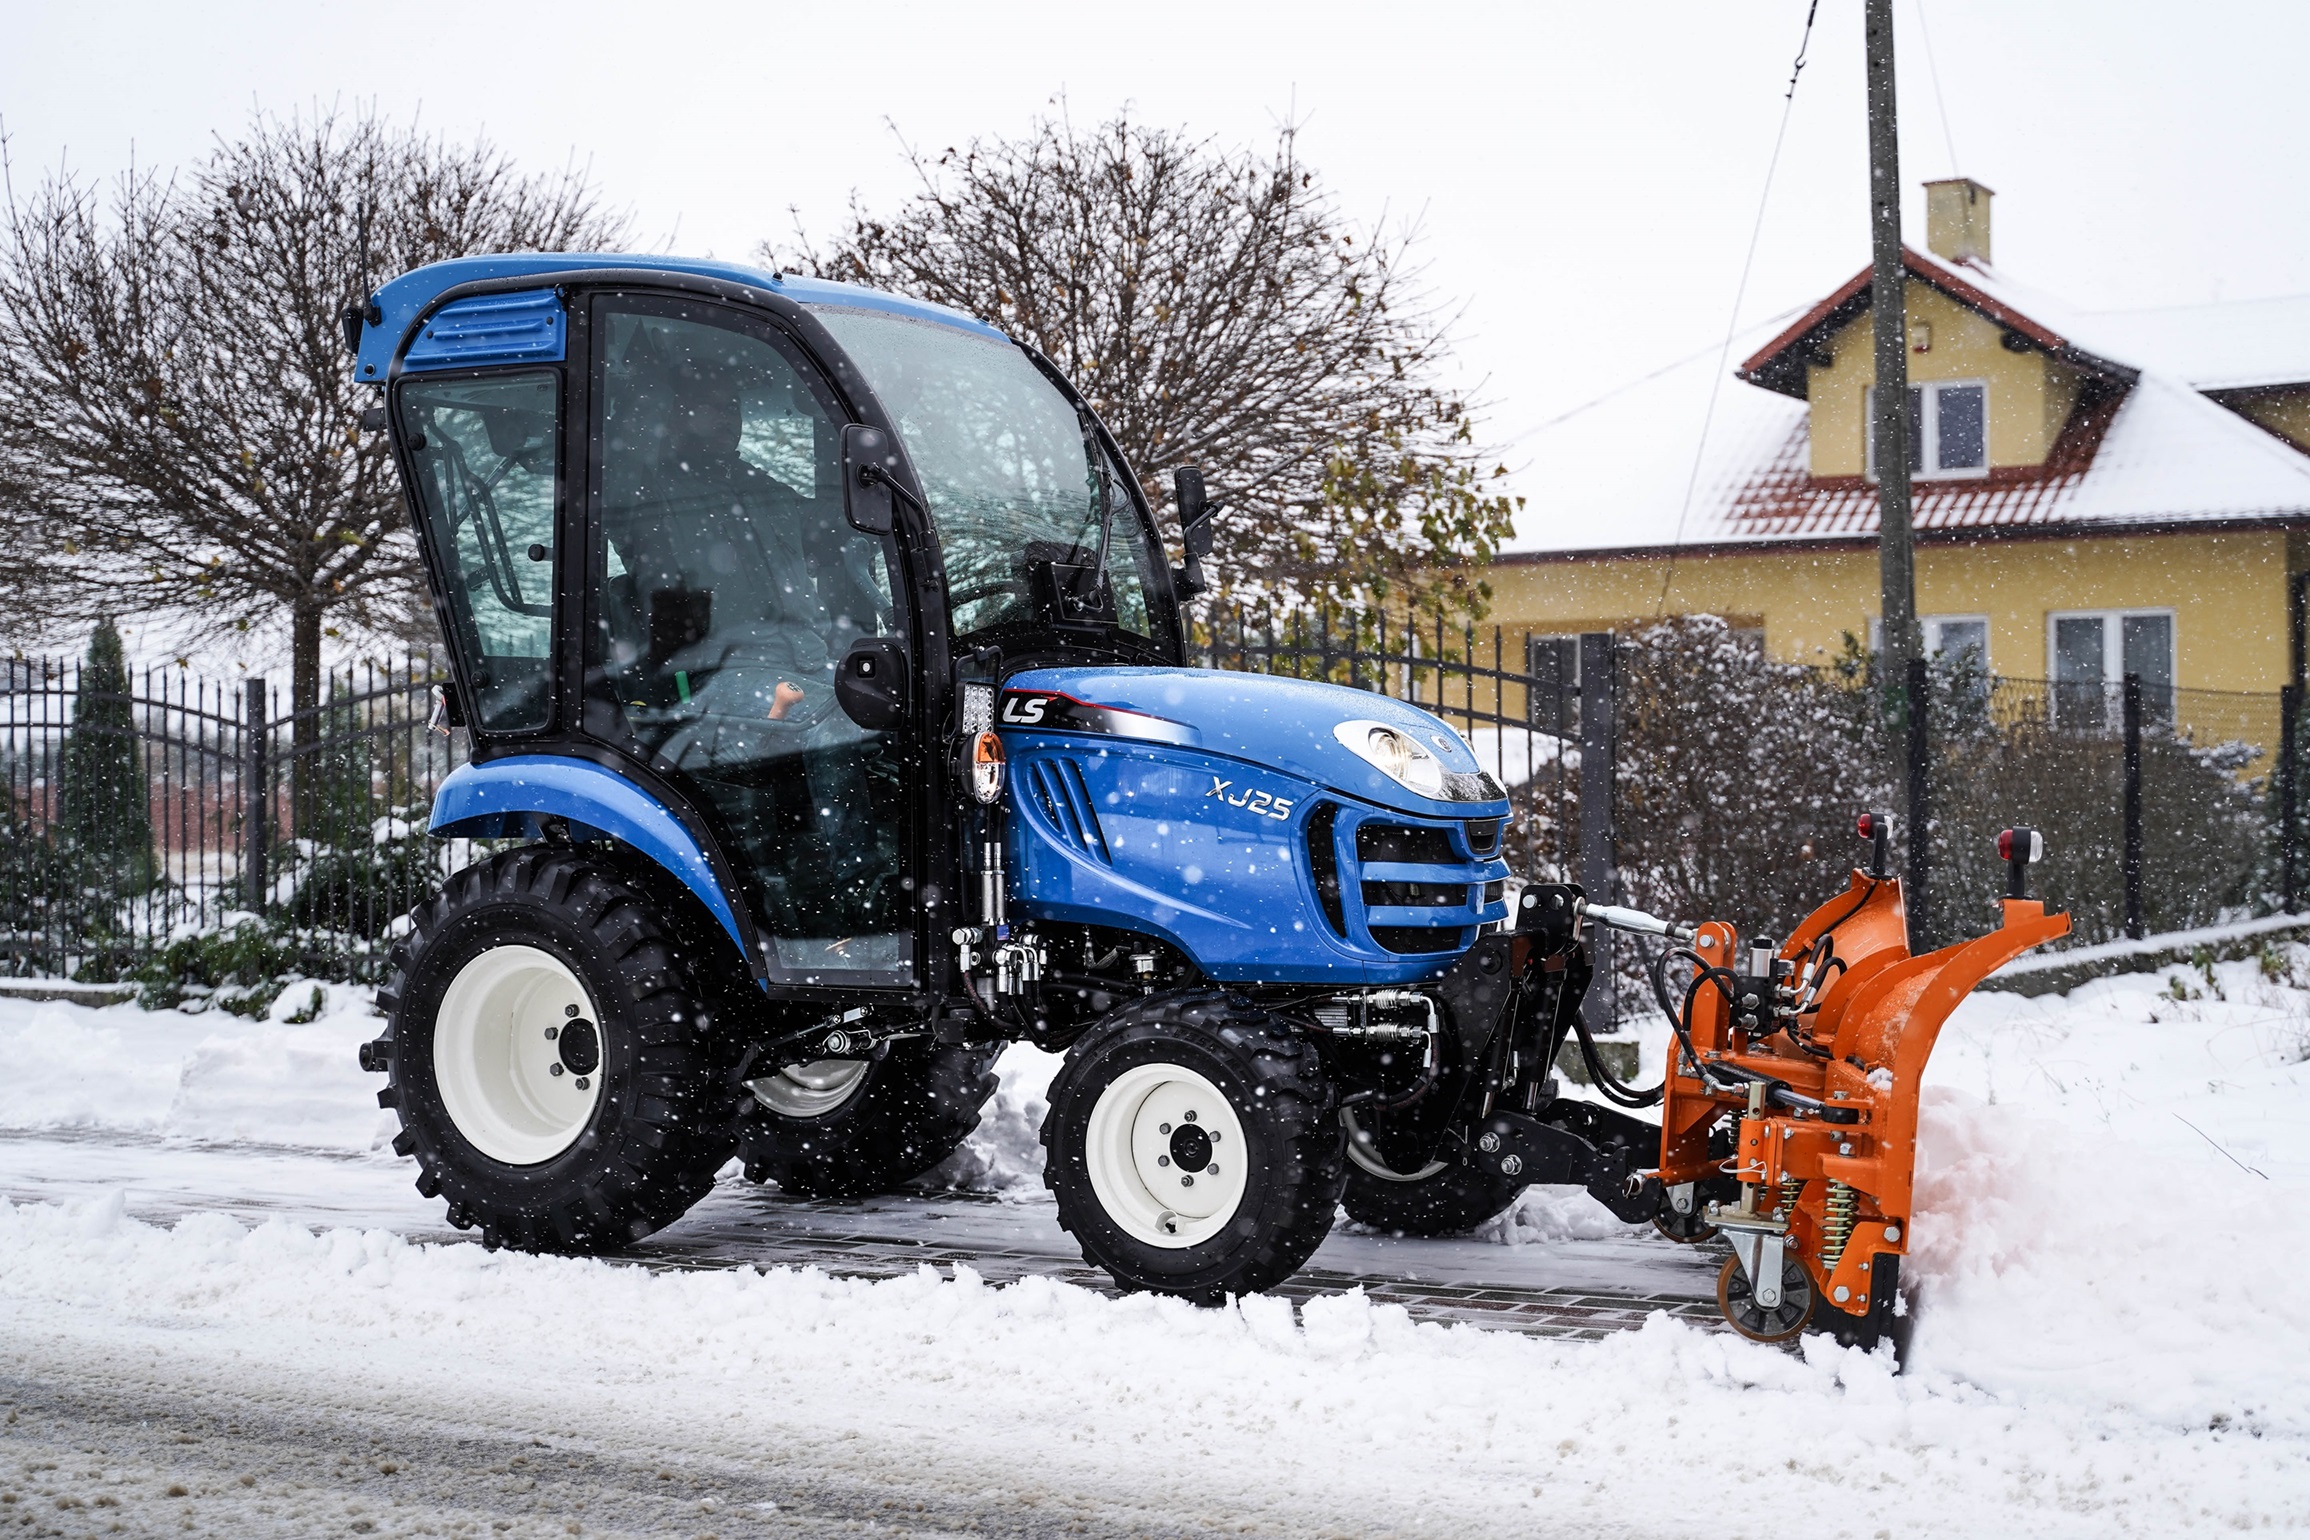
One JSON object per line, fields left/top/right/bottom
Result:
{"left": 748, "top": 1058, "right": 873, "bottom": 1119}
{"left": 1082, "top": 1062, "right": 1250, "bottom": 1249}
{"left": 433, "top": 944, "right": 603, "bottom": 1165}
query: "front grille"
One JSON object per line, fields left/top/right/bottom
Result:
{"left": 1342, "top": 814, "right": 1501, "bottom": 956}
{"left": 1305, "top": 802, "right": 1346, "bottom": 937}
{"left": 1356, "top": 823, "right": 1457, "bottom": 864}
{"left": 1371, "top": 926, "right": 1462, "bottom": 954}
{"left": 1361, "top": 879, "right": 1465, "bottom": 909}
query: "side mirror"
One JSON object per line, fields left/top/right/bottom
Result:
{"left": 1171, "top": 465, "right": 1224, "bottom": 598}
{"left": 1176, "top": 465, "right": 1217, "bottom": 559}
{"left": 841, "top": 423, "right": 898, "bottom": 535}
{"left": 835, "top": 636, "right": 909, "bottom": 732}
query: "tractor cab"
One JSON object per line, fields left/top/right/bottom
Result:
{"left": 366, "top": 260, "right": 1184, "bottom": 1004}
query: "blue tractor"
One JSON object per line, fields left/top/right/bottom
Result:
{"left": 350, "top": 255, "right": 1674, "bottom": 1300}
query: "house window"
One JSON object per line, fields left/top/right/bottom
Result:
{"left": 2049, "top": 610, "right": 2175, "bottom": 729}
{"left": 1924, "top": 615, "right": 1990, "bottom": 671}
{"left": 1864, "top": 614, "right": 1990, "bottom": 676}
{"left": 1867, "top": 380, "right": 1990, "bottom": 480}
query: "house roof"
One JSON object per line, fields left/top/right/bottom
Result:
{"left": 1505, "top": 253, "right": 2310, "bottom": 559}
{"left": 1738, "top": 246, "right": 2138, "bottom": 397}
{"left": 2076, "top": 292, "right": 2310, "bottom": 393}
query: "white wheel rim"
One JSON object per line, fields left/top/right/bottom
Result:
{"left": 1082, "top": 1062, "right": 1250, "bottom": 1249}
{"left": 748, "top": 1058, "right": 873, "bottom": 1119}
{"left": 433, "top": 944, "right": 603, "bottom": 1165}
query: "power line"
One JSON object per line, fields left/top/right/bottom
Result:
{"left": 1911, "top": 0, "right": 1963, "bottom": 176}
{"left": 1494, "top": 308, "right": 1807, "bottom": 450}
{"left": 1651, "top": 0, "right": 1820, "bottom": 614}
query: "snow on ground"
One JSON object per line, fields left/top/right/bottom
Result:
{"left": 1, "top": 950, "right": 2308, "bottom": 1530}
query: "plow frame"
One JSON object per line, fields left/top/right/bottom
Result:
{"left": 1655, "top": 870, "right": 2069, "bottom": 1342}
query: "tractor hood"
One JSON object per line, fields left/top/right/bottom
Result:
{"left": 1000, "top": 666, "right": 1509, "bottom": 819}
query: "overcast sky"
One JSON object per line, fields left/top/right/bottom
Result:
{"left": 6, "top": 1, "right": 2305, "bottom": 483}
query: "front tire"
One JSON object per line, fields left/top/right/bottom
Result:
{"left": 1041, "top": 990, "right": 1342, "bottom": 1302}
{"left": 736, "top": 1039, "right": 998, "bottom": 1199}
{"left": 370, "top": 847, "right": 736, "bottom": 1254}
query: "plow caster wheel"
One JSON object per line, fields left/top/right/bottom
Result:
{"left": 1654, "top": 1209, "right": 1720, "bottom": 1246}
{"left": 1042, "top": 989, "right": 1342, "bottom": 1302}
{"left": 1716, "top": 1252, "right": 1816, "bottom": 1344}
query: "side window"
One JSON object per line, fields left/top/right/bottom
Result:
{"left": 587, "top": 297, "right": 912, "bottom": 982}
{"left": 400, "top": 371, "right": 560, "bottom": 733}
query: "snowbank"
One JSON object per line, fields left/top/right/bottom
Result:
{"left": 0, "top": 980, "right": 393, "bottom": 1152}
{"left": 4, "top": 1189, "right": 2303, "bottom": 1532}
{"left": 4, "top": 949, "right": 2309, "bottom": 1471}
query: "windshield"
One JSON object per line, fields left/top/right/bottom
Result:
{"left": 811, "top": 307, "right": 1162, "bottom": 645}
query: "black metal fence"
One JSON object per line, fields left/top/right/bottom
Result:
{"left": 5, "top": 615, "right": 2295, "bottom": 1005}
{"left": 2, "top": 656, "right": 467, "bottom": 994}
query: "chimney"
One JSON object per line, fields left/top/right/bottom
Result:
{"left": 1923, "top": 177, "right": 1995, "bottom": 265}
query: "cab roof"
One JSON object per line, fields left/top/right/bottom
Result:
{"left": 353, "top": 252, "right": 1006, "bottom": 384}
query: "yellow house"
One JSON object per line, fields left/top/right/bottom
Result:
{"left": 1490, "top": 179, "right": 2310, "bottom": 735}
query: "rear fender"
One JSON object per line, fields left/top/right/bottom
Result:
{"left": 429, "top": 755, "right": 750, "bottom": 968}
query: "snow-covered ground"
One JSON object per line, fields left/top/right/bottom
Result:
{"left": 2, "top": 950, "right": 2308, "bottom": 1534}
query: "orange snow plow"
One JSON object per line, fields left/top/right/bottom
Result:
{"left": 1617, "top": 818, "right": 2067, "bottom": 1347}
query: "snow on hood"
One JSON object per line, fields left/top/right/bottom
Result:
{"left": 1000, "top": 666, "right": 1509, "bottom": 817}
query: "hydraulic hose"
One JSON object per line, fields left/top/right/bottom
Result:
{"left": 1568, "top": 1007, "right": 1664, "bottom": 1109}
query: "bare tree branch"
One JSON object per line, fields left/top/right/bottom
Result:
{"left": 772, "top": 110, "right": 1519, "bottom": 626}
{"left": 0, "top": 105, "right": 629, "bottom": 730}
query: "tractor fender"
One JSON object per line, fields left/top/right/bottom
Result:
{"left": 428, "top": 755, "right": 748, "bottom": 962}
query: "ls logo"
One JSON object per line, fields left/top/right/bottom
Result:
{"left": 1001, "top": 694, "right": 1050, "bottom": 725}
{"left": 1205, "top": 776, "right": 1293, "bottom": 821}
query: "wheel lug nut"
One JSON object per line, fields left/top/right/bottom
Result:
{"left": 545, "top": 1026, "right": 559, "bottom": 1040}
{"left": 1183, "top": 1110, "right": 1197, "bottom": 1122}
{"left": 574, "top": 1077, "right": 590, "bottom": 1090}
{"left": 565, "top": 1004, "right": 580, "bottom": 1017}
{"left": 1207, "top": 1163, "right": 1219, "bottom": 1175}
{"left": 1208, "top": 1130, "right": 1221, "bottom": 1143}
{"left": 1181, "top": 1175, "right": 1194, "bottom": 1187}
{"left": 549, "top": 1064, "right": 565, "bottom": 1076}
{"left": 1157, "top": 1155, "right": 1171, "bottom": 1166}
{"left": 1158, "top": 1123, "right": 1172, "bottom": 1135}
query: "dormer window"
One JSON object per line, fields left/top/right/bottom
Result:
{"left": 1866, "top": 380, "right": 1990, "bottom": 480}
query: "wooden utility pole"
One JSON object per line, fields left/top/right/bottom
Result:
{"left": 1865, "top": 0, "right": 1919, "bottom": 681}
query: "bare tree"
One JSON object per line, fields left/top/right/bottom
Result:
{"left": 777, "top": 111, "right": 1520, "bottom": 627}
{"left": 0, "top": 108, "right": 627, "bottom": 761}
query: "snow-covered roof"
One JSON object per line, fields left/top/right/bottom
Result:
{"left": 2076, "top": 293, "right": 2310, "bottom": 393}
{"left": 1506, "top": 252, "right": 2310, "bottom": 558}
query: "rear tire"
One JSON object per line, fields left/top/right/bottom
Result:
{"left": 370, "top": 846, "right": 737, "bottom": 1254}
{"left": 736, "top": 1039, "right": 998, "bottom": 1199}
{"left": 1042, "top": 990, "right": 1342, "bottom": 1302}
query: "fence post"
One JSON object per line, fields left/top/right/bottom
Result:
{"left": 244, "top": 677, "right": 269, "bottom": 915}
{"left": 2122, "top": 671, "right": 2145, "bottom": 940}
{"left": 1577, "top": 632, "right": 1618, "bottom": 1033}
{"left": 1904, "top": 656, "right": 1931, "bottom": 952}
{"left": 2283, "top": 682, "right": 2301, "bottom": 913}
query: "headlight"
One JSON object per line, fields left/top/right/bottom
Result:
{"left": 1332, "top": 719, "right": 1447, "bottom": 798}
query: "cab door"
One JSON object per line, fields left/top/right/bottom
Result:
{"left": 579, "top": 291, "right": 920, "bottom": 988}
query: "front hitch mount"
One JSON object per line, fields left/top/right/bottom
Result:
{"left": 1466, "top": 1107, "right": 1665, "bottom": 1224}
